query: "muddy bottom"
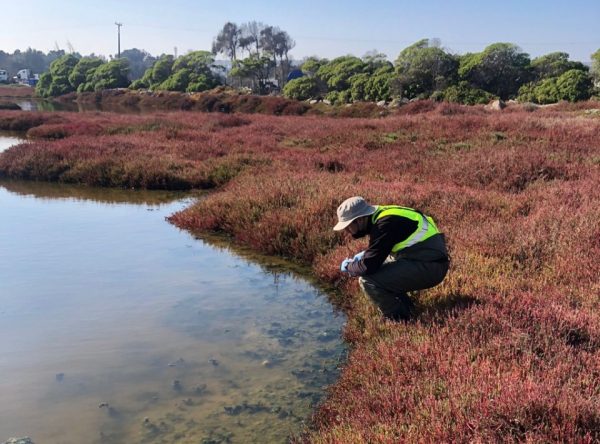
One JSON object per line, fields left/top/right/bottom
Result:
{"left": 0, "top": 181, "right": 345, "bottom": 444}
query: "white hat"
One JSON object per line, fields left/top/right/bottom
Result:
{"left": 333, "top": 196, "right": 377, "bottom": 231}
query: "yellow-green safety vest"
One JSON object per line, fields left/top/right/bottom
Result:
{"left": 371, "top": 205, "right": 441, "bottom": 253}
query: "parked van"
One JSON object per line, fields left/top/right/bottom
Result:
{"left": 0, "top": 69, "right": 8, "bottom": 82}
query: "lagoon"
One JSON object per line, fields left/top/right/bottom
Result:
{"left": 0, "top": 177, "right": 345, "bottom": 443}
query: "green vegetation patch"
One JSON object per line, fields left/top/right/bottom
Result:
{"left": 281, "top": 137, "right": 315, "bottom": 149}
{"left": 106, "top": 120, "right": 182, "bottom": 135}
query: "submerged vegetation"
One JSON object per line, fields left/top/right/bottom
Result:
{"left": 1, "top": 101, "right": 599, "bottom": 441}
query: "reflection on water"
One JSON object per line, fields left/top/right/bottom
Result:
{"left": 0, "top": 133, "right": 25, "bottom": 153}
{"left": 10, "top": 99, "right": 143, "bottom": 114}
{"left": 0, "top": 179, "right": 194, "bottom": 205}
{"left": 0, "top": 182, "right": 345, "bottom": 444}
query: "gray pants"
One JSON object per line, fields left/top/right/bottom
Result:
{"left": 358, "top": 235, "right": 449, "bottom": 319}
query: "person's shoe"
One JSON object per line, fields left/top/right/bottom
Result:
{"left": 385, "top": 294, "right": 414, "bottom": 322}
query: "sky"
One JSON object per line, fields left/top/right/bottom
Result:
{"left": 3, "top": 0, "right": 599, "bottom": 62}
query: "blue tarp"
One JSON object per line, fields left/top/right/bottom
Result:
{"left": 287, "top": 69, "right": 304, "bottom": 82}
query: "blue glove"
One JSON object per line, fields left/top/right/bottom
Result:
{"left": 340, "top": 258, "right": 352, "bottom": 273}
{"left": 352, "top": 250, "right": 365, "bottom": 262}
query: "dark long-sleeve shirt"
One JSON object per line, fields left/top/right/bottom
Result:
{"left": 346, "top": 213, "right": 449, "bottom": 276}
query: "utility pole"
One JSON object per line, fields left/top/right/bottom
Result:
{"left": 115, "top": 22, "right": 123, "bottom": 58}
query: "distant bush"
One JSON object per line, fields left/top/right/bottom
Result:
{"left": 439, "top": 81, "right": 495, "bottom": 105}
{"left": 350, "top": 65, "right": 394, "bottom": 102}
{"left": 36, "top": 54, "right": 79, "bottom": 97}
{"left": 89, "top": 59, "right": 130, "bottom": 91}
{"left": 325, "top": 89, "right": 352, "bottom": 105}
{"left": 69, "top": 57, "right": 104, "bottom": 92}
{"left": 518, "top": 69, "right": 593, "bottom": 104}
{"left": 36, "top": 55, "right": 130, "bottom": 97}
{"left": 282, "top": 77, "right": 320, "bottom": 101}
{"left": 132, "top": 51, "right": 222, "bottom": 93}
{"left": 556, "top": 69, "right": 593, "bottom": 102}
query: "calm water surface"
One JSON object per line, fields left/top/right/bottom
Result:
{"left": 0, "top": 177, "right": 345, "bottom": 443}
{"left": 9, "top": 99, "right": 142, "bottom": 113}
{"left": 0, "top": 133, "right": 26, "bottom": 153}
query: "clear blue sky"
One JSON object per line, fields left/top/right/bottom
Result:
{"left": 3, "top": 0, "right": 599, "bottom": 62}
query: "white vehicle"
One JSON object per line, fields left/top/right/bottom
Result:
{"left": 15, "top": 69, "right": 31, "bottom": 83}
{"left": 0, "top": 69, "right": 8, "bottom": 82}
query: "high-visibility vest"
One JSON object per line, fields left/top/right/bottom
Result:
{"left": 371, "top": 205, "right": 441, "bottom": 253}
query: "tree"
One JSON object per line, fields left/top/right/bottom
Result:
{"left": 133, "top": 51, "right": 222, "bottom": 93}
{"left": 169, "top": 51, "right": 222, "bottom": 92}
{"left": 121, "top": 48, "right": 156, "bottom": 80}
{"left": 260, "top": 26, "right": 295, "bottom": 87}
{"left": 459, "top": 43, "right": 531, "bottom": 100}
{"left": 394, "top": 39, "right": 458, "bottom": 99}
{"left": 531, "top": 52, "right": 588, "bottom": 80}
{"left": 440, "top": 81, "right": 495, "bottom": 105}
{"left": 301, "top": 57, "right": 328, "bottom": 76}
{"left": 230, "top": 54, "right": 274, "bottom": 94}
{"left": 282, "top": 76, "right": 320, "bottom": 100}
{"left": 36, "top": 53, "right": 79, "bottom": 97}
{"left": 518, "top": 69, "right": 592, "bottom": 104}
{"left": 21, "top": 48, "right": 47, "bottom": 74}
{"left": 363, "top": 51, "right": 390, "bottom": 70}
{"left": 158, "top": 68, "right": 191, "bottom": 91}
{"left": 130, "top": 55, "right": 173, "bottom": 89}
{"left": 49, "top": 53, "right": 79, "bottom": 78}
{"left": 591, "top": 49, "right": 600, "bottom": 85}
{"left": 556, "top": 69, "right": 593, "bottom": 102}
{"left": 350, "top": 64, "right": 394, "bottom": 102}
{"left": 35, "top": 73, "right": 52, "bottom": 96}
{"left": 211, "top": 21, "right": 295, "bottom": 92}
{"left": 317, "top": 56, "right": 367, "bottom": 92}
{"left": 89, "top": 59, "right": 130, "bottom": 91}
{"left": 212, "top": 22, "right": 241, "bottom": 61}
{"left": 68, "top": 57, "right": 104, "bottom": 90}
{"left": 240, "top": 21, "right": 265, "bottom": 56}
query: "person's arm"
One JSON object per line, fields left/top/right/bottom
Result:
{"left": 347, "top": 216, "right": 417, "bottom": 276}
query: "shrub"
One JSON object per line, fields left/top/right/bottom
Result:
{"left": 441, "top": 81, "right": 496, "bottom": 105}
{"left": 282, "top": 77, "right": 320, "bottom": 101}
{"left": 36, "top": 54, "right": 79, "bottom": 97}
{"left": 158, "top": 68, "right": 190, "bottom": 91}
{"left": 68, "top": 57, "right": 104, "bottom": 90}
{"left": 90, "top": 59, "right": 130, "bottom": 91}
{"left": 556, "top": 69, "right": 593, "bottom": 102}
{"left": 518, "top": 70, "right": 593, "bottom": 104}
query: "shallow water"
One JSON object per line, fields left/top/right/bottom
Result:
{"left": 0, "top": 133, "right": 25, "bottom": 153}
{"left": 0, "top": 180, "right": 345, "bottom": 444}
{"left": 10, "top": 99, "right": 141, "bottom": 114}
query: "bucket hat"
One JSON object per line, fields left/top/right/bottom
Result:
{"left": 333, "top": 196, "right": 377, "bottom": 231}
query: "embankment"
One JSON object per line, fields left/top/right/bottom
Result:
{"left": 54, "top": 87, "right": 389, "bottom": 117}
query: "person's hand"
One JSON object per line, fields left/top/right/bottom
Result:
{"left": 340, "top": 258, "right": 352, "bottom": 273}
{"left": 352, "top": 250, "right": 365, "bottom": 262}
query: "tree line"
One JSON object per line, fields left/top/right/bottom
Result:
{"left": 284, "top": 41, "right": 600, "bottom": 105}
{"left": 4, "top": 25, "right": 598, "bottom": 105}
{"left": 1, "top": 48, "right": 68, "bottom": 78}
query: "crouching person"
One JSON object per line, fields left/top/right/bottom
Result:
{"left": 334, "top": 196, "right": 449, "bottom": 321}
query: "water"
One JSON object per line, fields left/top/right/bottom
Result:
{"left": 8, "top": 99, "right": 139, "bottom": 113}
{"left": 0, "top": 179, "right": 345, "bottom": 444}
{"left": 0, "top": 133, "right": 25, "bottom": 153}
